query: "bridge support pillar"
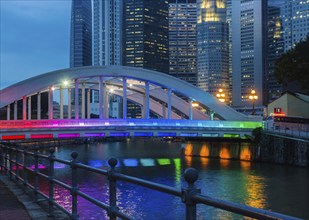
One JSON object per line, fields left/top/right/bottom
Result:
{"left": 145, "top": 81, "right": 150, "bottom": 119}
{"left": 123, "top": 77, "right": 127, "bottom": 119}
{"left": 48, "top": 87, "right": 53, "bottom": 120}
{"left": 87, "top": 89, "right": 91, "bottom": 119}
{"left": 68, "top": 88, "right": 71, "bottom": 119}
{"left": 28, "top": 96, "right": 31, "bottom": 120}
{"left": 162, "top": 103, "right": 166, "bottom": 119}
{"left": 189, "top": 100, "right": 193, "bottom": 120}
{"left": 7, "top": 105, "right": 10, "bottom": 120}
{"left": 168, "top": 89, "right": 172, "bottom": 119}
{"left": 81, "top": 83, "right": 85, "bottom": 119}
{"left": 60, "top": 86, "right": 63, "bottom": 119}
{"left": 37, "top": 92, "right": 41, "bottom": 120}
{"left": 23, "top": 96, "right": 27, "bottom": 120}
{"left": 14, "top": 101, "right": 17, "bottom": 120}
{"left": 74, "top": 79, "right": 79, "bottom": 119}
{"left": 210, "top": 111, "right": 215, "bottom": 121}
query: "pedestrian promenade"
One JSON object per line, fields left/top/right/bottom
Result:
{"left": 0, "top": 176, "right": 31, "bottom": 220}
{"left": 0, "top": 175, "right": 69, "bottom": 220}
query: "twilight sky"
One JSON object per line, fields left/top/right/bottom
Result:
{"left": 0, "top": 0, "right": 71, "bottom": 89}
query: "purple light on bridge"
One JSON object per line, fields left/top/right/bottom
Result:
{"left": 58, "top": 133, "right": 80, "bottom": 138}
{"left": 84, "top": 133, "right": 105, "bottom": 137}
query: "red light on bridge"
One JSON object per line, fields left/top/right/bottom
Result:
{"left": 30, "top": 134, "right": 53, "bottom": 139}
{"left": 2, "top": 135, "right": 26, "bottom": 140}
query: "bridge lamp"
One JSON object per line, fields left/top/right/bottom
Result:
{"left": 63, "top": 80, "right": 69, "bottom": 87}
{"left": 249, "top": 90, "right": 258, "bottom": 115}
{"left": 51, "top": 86, "right": 55, "bottom": 91}
{"left": 216, "top": 89, "right": 225, "bottom": 103}
{"left": 192, "top": 102, "right": 199, "bottom": 108}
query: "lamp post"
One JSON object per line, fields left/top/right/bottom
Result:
{"left": 249, "top": 90, "right": 258, "bottom": 115}
{"left": 216, "top": 89, "right": 225, "bottom": 103}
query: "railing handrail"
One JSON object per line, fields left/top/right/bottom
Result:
{"left": 0, "top": 144, "right": 301, "bottom": 220}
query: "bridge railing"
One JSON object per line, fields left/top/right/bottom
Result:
{"left": 0, "top": 144, "right": 300, "bottom": 220}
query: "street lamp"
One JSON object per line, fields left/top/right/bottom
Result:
{"left": 249, "top": 90, "right": 258, "bottom": 115}
{"left": 216, "top": 89, "right": 225, "bottom": 103}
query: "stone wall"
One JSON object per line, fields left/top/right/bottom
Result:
{"left": 253, "top": 133, "right": 309, "bottom": 167}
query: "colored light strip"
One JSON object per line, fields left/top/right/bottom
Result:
{"left": 223, "top": 133, "right": 240, "bottom": 138}
{"left": 157, "top": 132, "right": 176, "bottom": 137}
{"left": 84, "top": 133, "right": 105, "bottom": 137}
{"left": 109, "top": 132, "right": 130, "bottom": 137}
{"left": 134, "top": 132, "right": 153, "bottom": 137}
{"left": 180, "top": 133, "right": 198, "bottom": 137}
{"left": 157, "top": 158, "right": 171, "bottom": 165}
{"left": 30, "top": 134, "right": 53, "bottom": 139}
{"left": 58, "top": 133, "right": 80, "bottom": 138}
{"left": 88, "top": 160, "right": 103, "bottom": 168}
{"left": 2, "top": 135, "right": 26, "bottom": 140}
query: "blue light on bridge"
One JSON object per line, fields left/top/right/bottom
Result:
{"left": 134, "top": 132, "right": 153, "bottom": 137}
{"left": 140, "top": 159, "right": 155, "bottom": 167}
{"left": 110, "top": 132, "right": 130, "bottom": 137}
{"left": 157, "top": 132, "right": 176, "bottom": 137}
{"left": 180, "top": 133, "right": 198, "bottom": 137}
{"left": 123, "top": 159, "right": 139, "bottom": 167}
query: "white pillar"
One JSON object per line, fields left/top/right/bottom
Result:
{"left": 7, "top": 105, "right": 10, "bottom": 120}
{"left": 37, "top": 92, "right": 41, "bottom": 120}
{"left": 75, "top": 79, "right": 79, "bottom": 119}
{"left": 14, "top": 101, "right": 17, "bottom": 120}
{"left": 99, "top": 77, "right": 104, "bottom": 119}
{"left": 81, "top": 83, "right": 85, "bottom": 119}
{"left": 28, "top": 96, "right": 31, "bottom": 120}
{"left": 104, "top": 83, "right": 108, "bottom": 119}
{"left": 68, "top": 88, "right": 71, "bottom": 119}
{"left": 123, "top": 77, "right": 127, "bottom": 119}
{"left": 60, "top": 86, "right": 63, "bottom": 119}
{"left": 189, "top": 99, "right": 193, "bottom": 120}
{"left": 167, "top": 89, "right": 172, "bottom": 119}
{"left": 87, "top": 89, "right": 91, "bottom": 119}
{"left": 48, "top": 87, "right": 53, "bottom": 119}
{"left": 23, "top": 96, "right": 27, "bottom": 120}
{"left": 145, "top": 81, "right": 150, "bottom": 119}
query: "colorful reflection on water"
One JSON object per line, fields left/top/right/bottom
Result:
{"left": 29, "top": 139, "right": 308, "bottom": 220}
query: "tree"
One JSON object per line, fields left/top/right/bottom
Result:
{"left": 274, "top": 35, "right": 309, "bottom": 91}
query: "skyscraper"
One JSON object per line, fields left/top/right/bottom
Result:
{"left": 93, "top": 0, "right": 123, "bottom": 66}
{"left": 123, "top": 0, "right": 169, "bottom": 74}
{"left": 231, "top": 0, "right": 267, "bottom": 110}
{"left": 266, "top": 0, "right": 285, "bottom": 103}
{"left": 70, "top": 0, "right": 92, "bottom": 67}
{"left": 197, "top": 0, "right": 230, "bottom": 103}
{"left": 266, "top": 0, "right": 309, "bottom": 103}
{"left": 169, "top": 0, "right": 197, "bottom": 85}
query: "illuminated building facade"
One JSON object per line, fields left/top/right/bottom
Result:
{"left": 70, "top": 0, "right": 92, "bottom": 67}
{"left": 169, "top": 0, "right": 197, "bottom": 85}
{"left": 266, "top": 0, "right": 309, "bottom": 103}
{"left": 93, "top": 0, "right": 123, "bottom": 66}
{"left": 231, "top": 0, "right": 267, "bottom": 110}
{"left": 123, "top": 0, "right": 169, "bottom": 74}
{"left": 197, "top": 0, "right": 230, "bottom": 103}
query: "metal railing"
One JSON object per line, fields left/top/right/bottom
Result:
{"left": 263, "top": 122, "right": 309, "bottom": 140}
{"left": 0, "top": 144, "right": 301, "bottom": 220}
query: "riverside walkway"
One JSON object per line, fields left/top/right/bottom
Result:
{"left": 0, "top": 175, "right": 67, "bottom": 220}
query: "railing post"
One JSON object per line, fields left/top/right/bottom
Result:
{"left": 23, "top": 146, "right": 28, "bottom": 187}
{"left": 9, "top": 145, "right": 13, "bottom": 180}
{"left": 108, "top": 158, "right": 118, "bottom": 220}
{"left": 181, "top": 168, "right": 200, "bottom": 220}
{"left": 71, "top": 152, "right": 79, "bottom": 220}
{"left": 0, "top": 145, "right": 3, "bottom": 175}
{"left": 34, "top": 146, "right": 40, "bottom": 201}
{"left": 4, "top": 146, "right": 8, "bottom": 175}
{"left": 15, "top": 145, "right": 19, "bottom": 181}
{"left": 48, "top": 148, "right": 55, "bottom": 217}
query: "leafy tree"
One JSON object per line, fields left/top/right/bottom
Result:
{"left": 274, "top": 35, "right": 309, "bottom": 91}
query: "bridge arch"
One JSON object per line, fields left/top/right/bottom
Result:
{"left": 0, "top": 65, "right": 257, "bottom": 121}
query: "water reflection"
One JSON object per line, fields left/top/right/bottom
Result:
{"left": 28, "top": 139, "right": 308, "bottom": 219}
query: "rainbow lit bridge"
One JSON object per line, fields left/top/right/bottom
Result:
{"left": 0, "top": 66, "right": 261, "bottom": 140}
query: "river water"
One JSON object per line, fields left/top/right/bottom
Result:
{"left": 37, "top": 138, "right": 308, "bottom": 219}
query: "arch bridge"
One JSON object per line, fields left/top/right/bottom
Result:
{"left": 0, "top": 66, "right": 261, "bottom": 140}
